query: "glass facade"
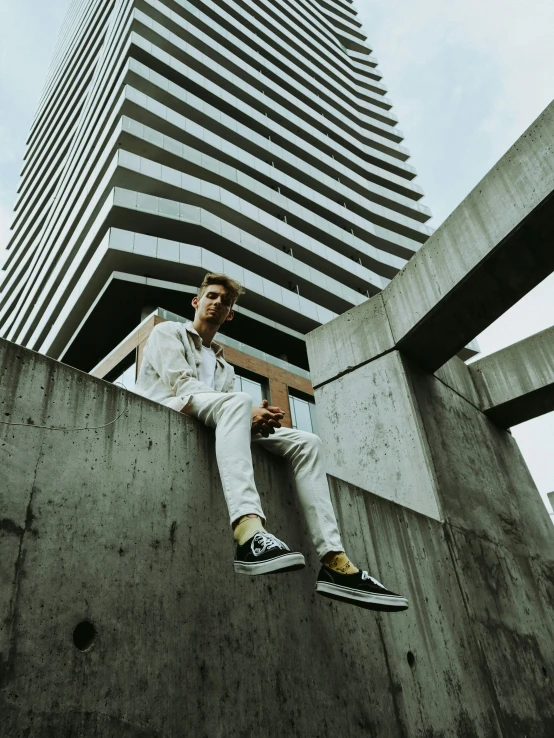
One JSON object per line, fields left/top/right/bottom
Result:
{"left": 290, "top": 394, "right": 319, "bottom": 435}
{"left": 233, "top": 374, "right": 267, "bottom": 406}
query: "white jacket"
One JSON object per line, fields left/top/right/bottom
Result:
{"left": 135, "top": 321, "right": 236, "bottom": 412}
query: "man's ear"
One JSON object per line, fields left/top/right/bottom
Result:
{"left": 225, "top": 309, "right": 235, "bottom": 322}
{"left": 191, "top": 296, "right": 199, "bottom": 310}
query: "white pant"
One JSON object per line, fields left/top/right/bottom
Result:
{"left": 186, "top": 391, "right": 344, "bottom": 559}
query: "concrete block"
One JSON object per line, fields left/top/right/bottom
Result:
{"left": 328, "top": 477, "right": 505, "bottom": 737}
{"left": 306, "top": 293, "right": 394, "bottom": 388}
{"left": 313, "top": 350, "right": 442, "bottom": 520}
{"left": 408, "top": 360, "right": 554, "bottom": 555}
{"left": 447, "top": 526, "right": 554, "bottom": 732}
{"left": 469, "top": 324, "right": 554, "bottom": 427}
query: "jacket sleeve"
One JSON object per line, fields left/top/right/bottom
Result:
{"left": 144, "top": 323, "right": 217, "bottom": 410}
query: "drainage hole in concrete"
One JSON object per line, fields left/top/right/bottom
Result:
{"left": 407, "top": 651, "right": 415, "bottom": 668}
{"left": 73, "top": 620, "right": 97, "bottom": 651}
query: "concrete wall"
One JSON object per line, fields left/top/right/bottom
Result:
{"left": 2, "top": 338, "right": 554, "bottom": 737}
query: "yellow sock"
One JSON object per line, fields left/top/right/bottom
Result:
{"left": 233, "top": 515, "right": 266, "bottom": 545}
{"left": 322, "top": 551, "right": 359, "bottom": 574}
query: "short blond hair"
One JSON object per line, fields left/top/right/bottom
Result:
{"left": 197, "top": 272, "right": 245, "bottom": 305}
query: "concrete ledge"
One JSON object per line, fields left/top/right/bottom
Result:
{"left": 1, "top": 338, "right": 554, "bottom": 735}
{"left": 470, "top": 324, "right": 554, "bottom": 427}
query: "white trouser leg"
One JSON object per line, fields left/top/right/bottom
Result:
{"left": 185, "top": 392, "right": 265, "bottom": 525}
{"left": 253, "top": 427, "right": 344, "bottom": 559}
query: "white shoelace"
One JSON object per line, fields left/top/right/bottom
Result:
{"left": 251, "top": 532, "right": 290, "bottom": 557}
{"left": 361, "top": 571, "right": 385, "bottom": 589}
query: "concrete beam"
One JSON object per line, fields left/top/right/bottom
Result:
{"left": 469, "top": 325, "right": 554, "bottom": 427}
{"left": 306, "top": 293, "right": 478, "bottom": 390}
{"left": 307, "top": 103, "right": 554, "bottom": 387}
{"left": 383, "top": 100, "right": 554, "bottom": 373}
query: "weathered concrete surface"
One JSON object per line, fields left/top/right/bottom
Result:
{"left": 311, "top": 347, "right": 554, "bottom": 735}
{"left": 306, "top": 294, "right": 395, "bottom": 388}
{"left": 407, "top": 357, "right": 554, "bottom": 554}
{"left": 307, "top": 295, "right": 479, "bottom": 391}
{"left": 308, "top": 101, "right": 554, "bottom": 380}
{"left": 2, "top": 338, "right": 554, "bottom": 736}
{"left": 469, "top": 324, "right": 554, "bottom": 427}
{"left": 314, "top": 350, "right": 443, "bottom": 520}
{"left": 434, "top": 355, "right": 482, "bottom": 408}
{"left": 3, "top": 339, "right": 554, "bottom": 737}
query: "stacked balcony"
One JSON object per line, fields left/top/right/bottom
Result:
{"left": 0, "top": 0, "right": 432, "bottom": 372}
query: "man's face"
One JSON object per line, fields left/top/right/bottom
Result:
{"left": 192, "top": 283, "right": 234, "bottom": 327}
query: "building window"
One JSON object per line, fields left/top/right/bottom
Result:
{"left": 234, "top": 372, "right": 268, "bottom": 406}
{"left": 289, "top": 392, "right": 319, "bottom": 435}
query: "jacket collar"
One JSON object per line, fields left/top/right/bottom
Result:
{"left": 184, "top": 321, "right": 225, "bottom": 357}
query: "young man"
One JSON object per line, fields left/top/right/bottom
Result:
{"left": 135, "top": 273, "right": 408, "bottom": 612}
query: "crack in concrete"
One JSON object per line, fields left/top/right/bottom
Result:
{"left": 1, "top": 431, "right": 45, "bottom": 688}
{"left": 443, "top": 524, "right": 508, "bottom": 737}
{"left": 312, "top": 345, "right": 396, "bottom": 391}
{"left": 374, "top": 617, "right": 410, "bottom": 738}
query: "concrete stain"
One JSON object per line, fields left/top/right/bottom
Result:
{"left": 169, "top": 521, "right": 177, "bottom": 550}
{"left": 0, "top": 518, "right": 24, "bottom": 537}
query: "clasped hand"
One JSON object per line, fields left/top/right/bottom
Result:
{"left": 251, "top": 399, "right": 285, "bottom": 437}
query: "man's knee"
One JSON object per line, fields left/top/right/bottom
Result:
{"left": 298, "top": 431, "right": 322, "bottom": 455}
{"left": 226, "top": 391, "right": 253, "bottom": 413}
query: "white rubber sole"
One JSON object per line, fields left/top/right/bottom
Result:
{"left": 234, "top": 552, "right": 306, "bottom": 575}
{"left": 316, "top": 581, "right": 409, "bottom": 611}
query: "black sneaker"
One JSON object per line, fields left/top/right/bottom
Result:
{"left": 316, "top": 566, "right": 409, "bottom": 612}
{"left": 234, "top": 532, "right": 305, "bottom": 575}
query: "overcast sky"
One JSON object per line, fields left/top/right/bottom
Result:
{"left": 0, "top": 0, "right": 553, "bottom": 511}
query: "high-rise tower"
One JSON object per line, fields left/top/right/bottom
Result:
{"left": 0, "top": 0, "right": 435, "bottom": 386}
